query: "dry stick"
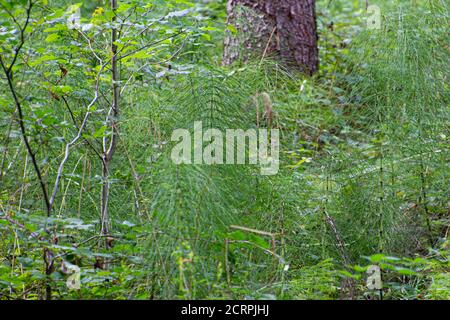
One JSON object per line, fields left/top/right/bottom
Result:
{"left": 229, "top": 224, "right": 277, "bottom": 237}
{"left": 229, "top": 225, "right": 280, "bottom": 282}
{"left": 260, "top": 26, "right": 277, "bottom": 64}
{"left": 228, "top": 240, "right": 284, "bottom": 263}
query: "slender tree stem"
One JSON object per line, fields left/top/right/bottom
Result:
{"left": 101, "top": 0, "right": 120, "bottom": 241}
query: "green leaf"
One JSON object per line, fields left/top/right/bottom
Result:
{"left": 368, "top": 253, "right": 385, "bottom": 263}
{"left": 249, "top": 234, "right": 270, "bottom": 249}
{"left": 227, "top": 25, "right": 237, "bottom": 34}
{"left": 93, "top": 126, "right": 107, "bottom": 138}
{"left": 396, "top": 267, "right": 416, "bottom": 276}
{"left": 228, "top": 231, "right": 246, "bottom": 241}
{"left": 45, "top": 33, "right": 60, "bottom": 42}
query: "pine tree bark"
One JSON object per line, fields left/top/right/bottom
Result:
{"left": 223, "top": 0, "right": 319, "bottom": 75}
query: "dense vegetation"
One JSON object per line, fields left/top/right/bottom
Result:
{"left": 0, "top": 0, "right": 448, "bottom": 300}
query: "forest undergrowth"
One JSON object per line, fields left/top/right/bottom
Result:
{"left": 0, "top": 0, "right": 448, "bottom": 300}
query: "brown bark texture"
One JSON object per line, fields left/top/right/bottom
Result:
{"left": 223, "top": 0, "right": 319, "bottom": 75}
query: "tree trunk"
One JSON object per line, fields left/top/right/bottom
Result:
{"left": 223, "top": 0, "right": 319, "bottom": 75}
{"left": 100, "top": 0, "right": 120, "bottom": 246}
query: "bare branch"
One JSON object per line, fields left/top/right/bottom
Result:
{"left": 49, "top": 62, "right": 107, "bottom": 209}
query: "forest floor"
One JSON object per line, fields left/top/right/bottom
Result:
{"left": 0, "top": 0, "right": 448, "bottom": 300}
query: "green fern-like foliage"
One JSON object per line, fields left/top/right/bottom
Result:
{"left": 121, "top": 67, "right": 275, "bottom": 297}
{"left": 320, "top": 0, "right": 449, "bottom": 262}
